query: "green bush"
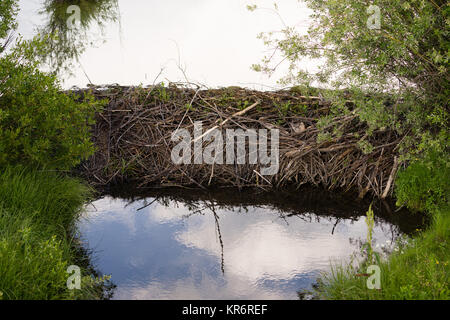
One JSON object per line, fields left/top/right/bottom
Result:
{"left": 396, "top": 148, "right": 450, "bottom": 213}
{"left": 0, "top": 37, "right": 104, "bottom": 170}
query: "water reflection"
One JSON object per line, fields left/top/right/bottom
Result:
{"left": 78, "top": 188, "right": 425, "bottom": 300}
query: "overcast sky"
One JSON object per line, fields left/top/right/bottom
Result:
{"left": 17, "top": 0, "right": 313, "bottom": 89}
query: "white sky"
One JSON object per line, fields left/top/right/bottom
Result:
{"left": 17, "top": 0, "right": 313, "bottom": 89}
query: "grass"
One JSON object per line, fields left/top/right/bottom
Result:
{"left": 0, "top": 166, "right": 108, "bottom": 300}
{"left": 313, "top": 206, "right": 449, "bottom": 299}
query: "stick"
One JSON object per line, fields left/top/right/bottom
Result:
{"left": 192, "top": 101, "right": 260, "bottom": 143}
{"left": 381, "top": 156, "right": 399, "bottom": 199}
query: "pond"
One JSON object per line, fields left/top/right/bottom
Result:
{"left": 77, "top": 187, "right": 425, "bottom": 299}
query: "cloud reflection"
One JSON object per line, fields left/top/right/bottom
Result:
{"left": 79, "top": 196, "right": 394, "bottom": 299}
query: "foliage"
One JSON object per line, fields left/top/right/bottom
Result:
{"left": 0, "top": 0, "right": 18, "bottom": 49}
{"left": 396, "top": 146, "right": 450, "bottom": 213}
{"left": 0, "top": 0, "right": 107, "bottom": 170}
{"left": 0, "top": 1, "right": 111, "bottom": 300}
{"left": 250, "top": 0, "right": 449, "bottom": 158}
{"left": 0, "top": 35, "right": 104, "bottom": 170}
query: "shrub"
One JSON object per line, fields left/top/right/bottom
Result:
{"left": 395, "top": 148, "right": 450, "bottom": 213}
{"left": 0, "top": 37, "right": 104, "bottom": 170}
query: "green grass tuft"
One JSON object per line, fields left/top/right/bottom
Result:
{"left": 0, "top": 166, "right": 107, "bottom": 300}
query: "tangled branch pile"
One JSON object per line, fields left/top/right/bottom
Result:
{"left": 75, "top": 84, "right": 404, "bottom": 198}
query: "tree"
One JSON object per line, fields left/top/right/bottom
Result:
{"left": 251, "top": 1, "right": 449, "bottom": 160}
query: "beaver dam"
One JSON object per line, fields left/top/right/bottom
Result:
{"left": 71, "top": 84, "right": 427, "bottom": 300}
{"left": 76, "top": 84, "right": 404, "bottom": 199}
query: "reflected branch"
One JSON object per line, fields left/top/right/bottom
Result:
{"left": 209, "top": 203, "right": 225, "bottom": 275}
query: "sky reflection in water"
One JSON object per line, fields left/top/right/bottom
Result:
{"left": 78, "top": 195, "right": 400, "bottom": 300}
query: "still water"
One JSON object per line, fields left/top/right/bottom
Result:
{"left": 77, "top": 188, "right": 424, "bottom": 300}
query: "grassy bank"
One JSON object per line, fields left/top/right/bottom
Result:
{"left": 0, "top": 166, "right": 106, "bottom": 300}
{"left": 314, "top": 207, "right": 449, "bottom": 299}
{"left": 311, "top": 143, "right": 449, "bottom": 300}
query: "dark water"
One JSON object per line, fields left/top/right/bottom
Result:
{"left": 77, "top": 187, "right": 425, "bottom": 300}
